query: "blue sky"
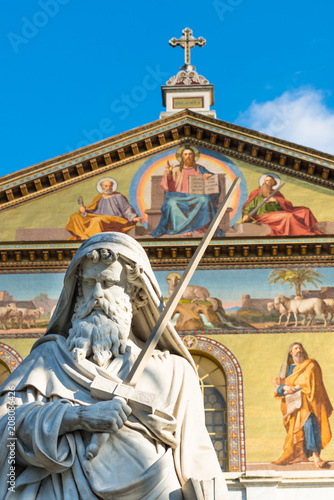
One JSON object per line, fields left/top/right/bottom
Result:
{"left": 2, "top": 0, "right": 334, "bottom": 178}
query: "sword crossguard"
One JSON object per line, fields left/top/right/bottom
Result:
{"left": 90, "top": 375, "right": 156, "bottom": 409}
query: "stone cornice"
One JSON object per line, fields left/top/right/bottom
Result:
{"left": 1, "top": 111, "right": 333, "bottom": 212}
{"left": 0, "top": 236, "right": 333, "bottom": 271}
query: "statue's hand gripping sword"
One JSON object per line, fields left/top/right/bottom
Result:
{"left": 85, "top": 177, "right": 241, "bottom": 460}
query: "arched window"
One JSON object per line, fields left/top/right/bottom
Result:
{"left": 0, "top": 343, "right": 22, "bottom": 386}
{"left": 0, "top": 359, "right": 11, "bottom": 386}
{"left": 191, "top": 351, "right": 228, "bottom": 471}
{"left": 182, "top": 335, "right": 245, "bottom": 472}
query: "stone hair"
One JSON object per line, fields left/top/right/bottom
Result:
{"left": 86, "top": 248, "right": 118, "bottom": 265}
{"left": 76, "top": 248, "right": 148, "bottom": 312}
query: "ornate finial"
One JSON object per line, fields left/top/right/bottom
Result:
{"left": 166, "top": 28, "right": 209, "bottom": 87}
{"left": 169, "top": 28, "right": 206, "bottom": 71}
{"left": 161, "top": 29, "right": 215, "bottom": 117}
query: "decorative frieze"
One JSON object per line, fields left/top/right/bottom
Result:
{"left": 0, "top": 237, "right": 333, "bottom": 271}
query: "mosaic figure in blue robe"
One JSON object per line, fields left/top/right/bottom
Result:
{"left": 151, "top": 147, "right": 223, "bottom": 238}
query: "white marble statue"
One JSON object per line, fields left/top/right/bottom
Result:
{"left": 0, "top": 232, "right": 228, "bottom": 499}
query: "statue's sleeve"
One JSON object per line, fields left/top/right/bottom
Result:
{"left": 0, "top": 388, "right": 76, "bottom": 478}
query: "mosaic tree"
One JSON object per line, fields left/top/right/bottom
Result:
{"left": 268, "top": 268, "right": 324, "bottom": 296}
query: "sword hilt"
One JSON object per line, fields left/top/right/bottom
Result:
{"left": 85, "top": 396, "right": 127, "bottom": 460}
{"left": 86, "top": 433, "right": 110, "bottom": 460}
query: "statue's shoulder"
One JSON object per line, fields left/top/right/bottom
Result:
{"left": 149, "top": 350, "right": 190, "bottom": 372}
{"left": 169, "top": 352, "right": 197, "bottom": 375}
{"left": 0, "top": 335, "right": 65, "bottom": 395}
{"left": 31, "top": 334, "right": 66, "bottom": 353}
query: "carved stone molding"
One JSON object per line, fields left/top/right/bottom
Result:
{"left": 0, "top": 237, "right": 333, "bottom": 270}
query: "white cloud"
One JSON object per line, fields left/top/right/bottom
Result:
{"left": 236, "top": 88, "right": 334, "bottom": 155}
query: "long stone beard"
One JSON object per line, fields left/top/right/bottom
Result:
{"left": 67, "top": 294, "right": 132, "bottom": 367}
{"left": 292, "top": 352, "right": 304, "bottom": 365}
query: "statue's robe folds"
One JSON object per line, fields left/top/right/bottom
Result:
{"left": 274, "top": 358, "right": 333, "bottom": 464}
{"left": 242, "top": 188, "right": 323, "bottom": 236}
{"left": 151, "top": 165, "right": 223, "bottom": 237}
{"left": 66, "top": 193, "right": 138, "bottom": 240}
{"left": 0, "top": 335, "right": 226, "bottom": 499}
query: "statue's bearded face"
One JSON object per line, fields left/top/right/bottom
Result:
{"left": 67, "top": 256, "right": 132, "bottom": 367}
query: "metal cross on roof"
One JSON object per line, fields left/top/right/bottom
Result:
{"left": 169, "top": 28, "right": 206, "bottom": 69}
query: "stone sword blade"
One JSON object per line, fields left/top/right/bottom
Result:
{"left": 123, "top": 176, "right": 241, "bottom": 387}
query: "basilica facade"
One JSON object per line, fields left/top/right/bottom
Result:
{"left": 1, "top": 29, "right": 334, "bottom": 498}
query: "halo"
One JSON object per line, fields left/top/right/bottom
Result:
{"left": 176, "top": 145, "right": 200, "bottom": 162}
{"left": 166, "top": 272, "right": 182, "bottom": 282}
{"left": 96, "top": 177, "right": 118, "bottom": 193}
{"left": 259, "top": 173, "right": 281, "bottom": 188}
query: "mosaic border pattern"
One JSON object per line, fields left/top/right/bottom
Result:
{"left": 0, "top": 333, "right": 43, "bottom": 339}
{"left": 180, "top": 335, "right": 246, "bottom": 473}
{"left": 0, "top": 342, "right": 22, "bottom": 370}
{"left": 1, "top": 325, "right": 333, "bottom": 340}
{"left": 181, "top": 326, "right": 333, "bottom": 335}
{"left": 0, "top": 269, "right": 67, "bottom": 274}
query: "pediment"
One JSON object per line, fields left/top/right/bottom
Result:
{"left": 0, "top": 110, "right": 334, "bottom": 265}
{"left": 1, "top": 110, "right": 334, "bottom": 209}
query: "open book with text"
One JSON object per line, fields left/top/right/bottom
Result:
{"left": 188, "top": 174, "right": 219, "bottom": 195}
